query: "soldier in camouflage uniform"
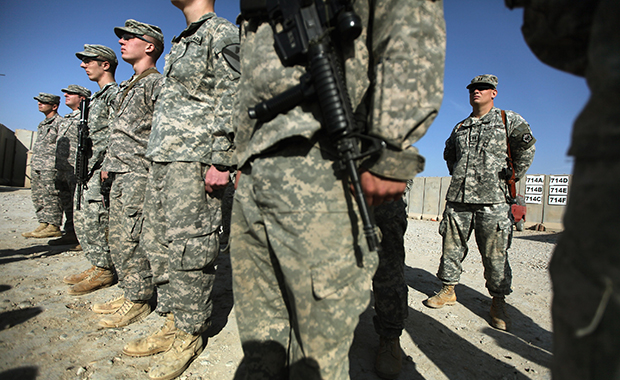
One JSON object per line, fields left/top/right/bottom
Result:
{"left": 23, "top": 93, "right": 64, "bottom": 239}
{"left": 121, "top": 2, "right": 239, "bottom": 378}
{"left": 95, "top": 19, "right": 165, "bottom": 329}
{"left": 506, "top": 0, "right": 620, "bottom": 378}
{"left": 232, "top": 1, "right": 445, "bottom": 378}
{"left": 48, "top": 85, "right": 91, "bottom": 248}
{"left": 64, "top": 45, "right": 119, "bottom": 296}
{"left": 424, "top": 74, "right": 536, "bottom": 331}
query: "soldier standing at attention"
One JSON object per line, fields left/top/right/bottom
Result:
{"left": 122, "top": 1, "right": 239, "bottom": 379}
{"left": 232, "top": 0, "right": 445, "bottom": 378}
{"left": 48, "top": 84, "right": 91, "bottom": 249}
{"left": 23, "top": 93, "right": 64, "bottom": 239}
{"left": 424, "top": 74, "right": 536, "bottom": 331}
{"left": 95, "top": 20, "right": 165, "bottom": 329}
{"left": 64, "top": 45, "right": 119, "bottom": 296}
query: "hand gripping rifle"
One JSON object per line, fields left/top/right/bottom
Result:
{"left": 75, "top": 98, "right": 91, "bottom": 211}
{"left": 241, "top": 0, "right": 384, "bottom": 257}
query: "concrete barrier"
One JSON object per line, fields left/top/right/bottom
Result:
{"left": 0, "top": 124, "right": 34, "bottom": 187}
{"left": 407, "top": 174, "right": 570, "bottom": 231}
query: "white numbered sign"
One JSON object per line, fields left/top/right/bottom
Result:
{"left": 549, "top": 175, "right": 569, "bottom": 185}
{"left": 525, "top": 195, "right": 542, "bottom": 204}
{"left": 548, "top": 196, "right": 567, "bottom": 205}
{"left": 526, "top": 175, "right": 545, "bottom": 185}
{"left": 525, "top": 185, "right": 543, "bottom": 195}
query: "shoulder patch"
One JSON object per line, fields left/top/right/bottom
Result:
{"left": 222, "top": 43, "right": 241, "bottom": 74}
{"left": 522, "top": 133, "right": 533, "bottom": 143}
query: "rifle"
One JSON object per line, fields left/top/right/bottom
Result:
{"left": 240, "top": 0, "right": 384, "bottom": 257}
{"left": 75, "top": 98, "right": 91, "bottom": 210}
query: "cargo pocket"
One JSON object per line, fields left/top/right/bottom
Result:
{"left": 310, "top": 261, "right": 359, "bottom": 300}
{"left": 169, "top": 233, "right": 219, "bottom": 271}
{"left": 310, "top": 245, "right": 377, "bottom": 301}
{"left": 497, "top": 217, "right": 513, "bottom": 250}
{"left": 127, "top": 209, "right": 144, "bottom": 242}
{"left": 438, "top": 217, "right": 448, "bottom": 237}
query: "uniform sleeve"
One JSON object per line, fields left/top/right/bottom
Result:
{"left": 365, "top": 0, "right": 446, "bottom": 181}
{"left": 210, "top": 23, "right": 241, "bottom": 168}
{"left": 508, "top": 112, "right": 536, "bottom": 181}
{"left": 443, "top": 131, "right": 457, "bottom": 175}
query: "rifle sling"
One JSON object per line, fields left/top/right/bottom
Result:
{"left": 502, "top": 110, "right": 517, "bottom": 199}
{"left": 118, "top": 68, "right": 159, "bottom": 107}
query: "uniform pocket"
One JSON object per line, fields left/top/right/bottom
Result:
{"left": 169, "top": 233, "right": 218, "bottom": 271}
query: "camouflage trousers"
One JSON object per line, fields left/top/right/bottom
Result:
{"left": 373, "top": 199, "right": 408, "bottom": 339}
{"left": 140, "top": 161, "right": 221, "bottom": 335}
{"left": 550, "top": 158, "right": 620, "bottom": 380}
{"left": 108, "top": 172, "right": 152, "bottom": 302}
{"left": 55, "top": 170, "right": 75, "bottom": 233}
{"left": 31, "top": 169, "right": 62, "bottom": 226}
{"left": 231, "top": 139, "right": 378, "bottom": 380}
{"left": 73, "top": 169, "right": 113, "bottom": 269}
{"left": 437, "top": 201, "right": 513, "bottom": 297}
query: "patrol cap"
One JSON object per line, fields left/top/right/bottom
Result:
{"left": 114, "top": 19, "right": 164, "bottom": 46}
{"left": 466, "top": 74, "right": 498, "bottom": 90}
{"left": 34, "top": 93, "right": 60, "bottom": 104}
{"left": 75, "top": 44, "right": 118, "bottom": 65}
{"left": 61, "top": 84, "right": 92, "bottom": 98}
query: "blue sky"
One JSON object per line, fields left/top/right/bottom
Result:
{"left": 0, "top": 0, "right": 588, "bottom": 177}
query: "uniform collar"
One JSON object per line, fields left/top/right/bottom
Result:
{"left": 172, "top": 12, "right": 216, "bottom": 42}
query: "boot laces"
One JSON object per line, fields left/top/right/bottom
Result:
{"left": 114, "top": 300, "right": 134, "bottom": 316}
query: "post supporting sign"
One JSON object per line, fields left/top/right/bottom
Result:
{"left": 525, "top": 175, "right": 544, "bottom": 204}
{"left": 548, "top": 175, "right": 569, "bottom": 205}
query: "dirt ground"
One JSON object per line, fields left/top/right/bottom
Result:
{"left": 0, "top": 186, "right": 556, "bottom": 380}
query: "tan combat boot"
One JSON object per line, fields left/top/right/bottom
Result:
{"left": 148, "top": 328, "right": 204, "bottom": 380}
{"left": 424, "top": 284, "right": 457, "bottom": 308}
{"left": 123, "top": 313, "right": 176, "bottom": 357}
{"left": 63, "top": 265, "right": 96, "bottom": 285}
{"left": 98, "top": 299, "right": 151, "bottom": 328}
{"left": 48, "top": 230, "right": 79, "bottom": 246}
{"left": 490, "top": 296, "right": 511, "bottom": 331}
{"left": 31, "top": 224, "right": 62, "bottom": 238}
{"left": 92, "top": 296, "right": 126, "bottom": 314}
{"left": 22, "top": 223, "right": 48, "bottom": 238}
{"left": 375, "top": 336, "right": 402, "bottom": 379}
{"left": 68, "top": 267, "right": 115, "bottom": 295}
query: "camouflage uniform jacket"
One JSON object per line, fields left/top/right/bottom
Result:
{"left": 31, "top": 113, "right": 63, "bottom": 171}
{"left": 235, "top": 0, "right": 446, "bottom": 181}
{"left": 103, "top": 72, "right": 163, "bottom": 174}
{"left": 147, "top": 12, "right": 239, "bottom": 167}
{"left": 56, "top": 109, "right": 79, "bottom": 173}
{"left": 88, "top": 82, "right": 119, "bottom": 172}
{"left": 444, "top": 107, "right": 536, "bottom": 204}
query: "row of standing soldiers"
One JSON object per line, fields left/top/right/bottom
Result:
{"left": 21, "top": 0, "right": 620, "bottom": 379}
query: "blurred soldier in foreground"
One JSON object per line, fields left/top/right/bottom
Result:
{"left": 48, "top": 84, "right": 91, "bottom": 249}
{"left": 122, "top": 1, "right": 239, "bottom": 378}
{"left": 424, "top": 74, "right": 536, "bottom": 331}
{"left": 232, "top": 0, "right": 445, "bottom": 378}
{"left": 23, "top": 93, "right": 64, "bottom": 239}
{"left": 507, "top": 0, "right": 620, "bottom": 378}
{"left": 95, "top": 19, "right": 164, "bottom": 329}
{"left": 64, "top": 44, "right": 119, "bottom": 296}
